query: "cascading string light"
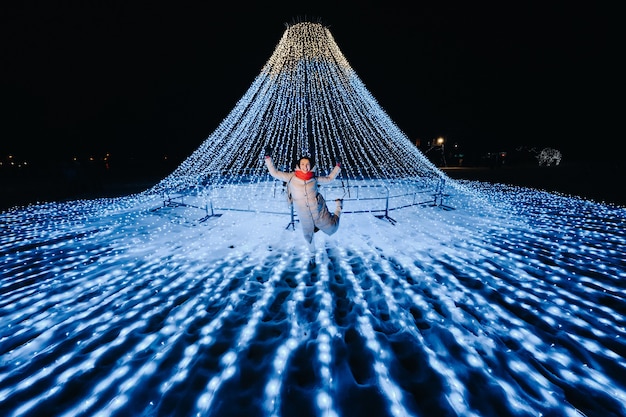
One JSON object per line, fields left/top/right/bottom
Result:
{"left": 1, "top": 148, "right": 625, "bottom": 416}
{"left": 145, "top": 21, "right": 450, "bottom": 212}
{"left": 14, "top": 22, "right": 626, "bottom": 416}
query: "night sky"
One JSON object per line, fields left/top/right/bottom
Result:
{"left": 1, "top": 2, "right": 620, "bottom": 170}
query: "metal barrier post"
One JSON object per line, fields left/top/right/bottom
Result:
{"left": 374, "top": 186, "right": 397, "bottom": 225}
{"left": 385, "top": 187, "right": 390, "bottom": 217}
{"left": 285, "top": 204, "right": 297, "bottom": 230}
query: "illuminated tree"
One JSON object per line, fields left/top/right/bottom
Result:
{"left": 151, "top": 21, "right": 447, "bottom": 194}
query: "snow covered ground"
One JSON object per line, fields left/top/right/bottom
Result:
{"left": 1, "top": 180, "right": 625, "bottom": 417}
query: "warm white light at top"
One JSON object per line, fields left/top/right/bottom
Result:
{"left": 149, "top": 21, "right": 447, "bottom": 197}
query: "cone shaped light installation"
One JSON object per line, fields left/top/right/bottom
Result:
{"left": 151, "top": 21, "right": 447, "bottom": 195}
{"left": 3, "top": 22, "right": 626, "bottom": 417}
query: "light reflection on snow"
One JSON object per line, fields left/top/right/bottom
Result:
{"left": 0, "top": 182, "right": 625, "bottom": 416}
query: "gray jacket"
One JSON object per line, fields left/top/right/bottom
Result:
{"left": 265, "top": 157, "right": 341, "bottom": 243}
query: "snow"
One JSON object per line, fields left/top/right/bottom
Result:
{"left": 1, "top": 179, "right": 625, "bottom": 417}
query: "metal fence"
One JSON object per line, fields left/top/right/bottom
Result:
{"left": 151, "top": 175, "right": 453, "bottom": 224}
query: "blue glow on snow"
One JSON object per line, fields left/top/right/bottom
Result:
{"left": 1, "top": 179, "right": 625, "bottom": 417}
{"left": 1, "top": 20, "right": 626, "bottom": 417}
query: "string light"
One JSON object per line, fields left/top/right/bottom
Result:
{"left": 150, "top": 22, "right": 449, "bottom": 203}
{"left": 1, "top": 21, "right": 625, "bottom": 417}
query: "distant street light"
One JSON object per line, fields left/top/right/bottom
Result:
{"left": 436, "top": 137, "right": 446, "bottom": 167}
{"left": 424, "top": 136, "right": 447, "bottom": 167}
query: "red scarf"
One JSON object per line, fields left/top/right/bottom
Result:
{"left": 294, "top": 170, "right": 314, "bottom": 181}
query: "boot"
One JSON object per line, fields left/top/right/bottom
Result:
{"left": 334, "top": 199, "right": 343, "bottom": 217}
{"left": 307, "top": 239, "right": 316, "bottom": 267}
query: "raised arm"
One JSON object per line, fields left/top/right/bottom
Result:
{"left": 264, "top": 156, "right": 292, "bottom": 182}
{"left": 317, "top": 162, "right": 341, "bottom": 184}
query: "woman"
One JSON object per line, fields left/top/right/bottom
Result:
{"left": 264, "top": 149, "right": 342, "bottom": 246}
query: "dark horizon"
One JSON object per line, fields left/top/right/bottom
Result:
{"left": 1, "top": 3, "right": 621, "bottom": 160}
